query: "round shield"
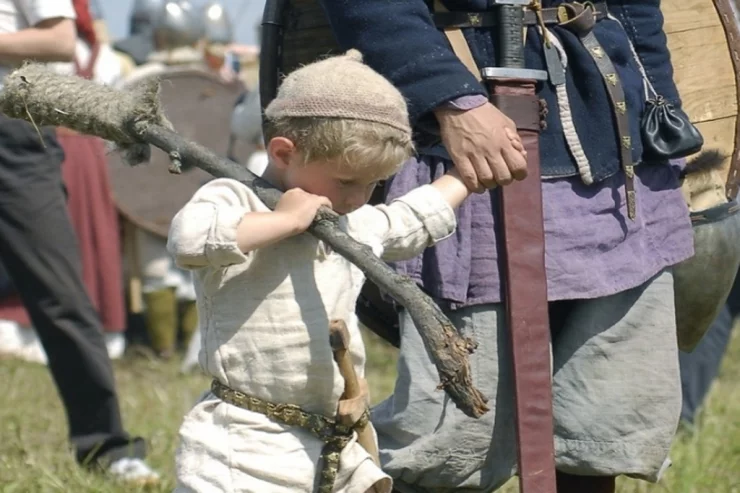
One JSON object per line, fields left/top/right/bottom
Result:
{"left": 662, "top": 0, "right": 740, "bottom": 351}
{"left": 108, "top": 66, "right": 252, "bottom": 239}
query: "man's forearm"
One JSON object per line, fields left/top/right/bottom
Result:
{"left": 0, "top": 19, "right": 76, "bottom": 64}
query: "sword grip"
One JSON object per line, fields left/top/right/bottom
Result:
{"left": 499, "top": 5, "right": 525, "bottom": 68}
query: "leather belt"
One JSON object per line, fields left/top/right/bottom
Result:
{"left": 210, "top": 379, "right": 369, "bottom": 493}
{"left": 432, "top": 2, "right": 607, "bottom": 29}
{"left": 558, "top": 2, "right": 636, "bottom": 219}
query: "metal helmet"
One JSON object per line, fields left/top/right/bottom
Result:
{"left": 130, "top": 0, "right": 166, "bottom": 35}
{"left": 154, "top": 0, "right": 206, "bottom": 50}
{"left": 202, "top": 1, "right": 233, "bottom": 45}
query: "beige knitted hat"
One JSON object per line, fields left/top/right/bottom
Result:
{"left": 264, "top": 49, "right": 411, "bottom": 136}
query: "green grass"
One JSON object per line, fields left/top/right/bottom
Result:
{"left": 0, "top": 326, "right": 738, "bottom": 492}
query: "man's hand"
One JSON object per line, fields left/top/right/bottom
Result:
{"left": 435, "top": 102, "right": 528, "bottom": 192}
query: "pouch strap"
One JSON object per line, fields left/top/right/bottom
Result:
{"left": 560, "top": 4, "right": 636, "bottom": 219}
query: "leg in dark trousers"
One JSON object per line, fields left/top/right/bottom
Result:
{"left": 0, "top": 115, "right": 145, "bottom": 466}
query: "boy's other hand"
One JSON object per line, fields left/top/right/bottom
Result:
{"left": 275, "top": 188, "right": 333, "bottom": 233}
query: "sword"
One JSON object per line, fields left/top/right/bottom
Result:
{"left": 482, "top": 1, "right": 557, "bottom": 492}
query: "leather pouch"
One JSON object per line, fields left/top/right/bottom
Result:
{"left": 641, "top": 94, "right": 704, "bottom": 161}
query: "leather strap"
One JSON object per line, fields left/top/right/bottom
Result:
{"left": 560, "top": 4, "right": 636, "bottom": 219}
{"left": 434, "top": 0, "right": 482, "bottom": 81}
{"left": 433, "top": 3, "right": 557, "bottom": 491}
{"left": 432, "top": 2, "right": 607, "bottom": 29}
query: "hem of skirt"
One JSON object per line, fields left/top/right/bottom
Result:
{"left": 555, "top": 436, "right": 672, "bottom": 483}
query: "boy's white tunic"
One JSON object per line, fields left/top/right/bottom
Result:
{"left": 167, "top": 178, "right": 457, "bottom": 493}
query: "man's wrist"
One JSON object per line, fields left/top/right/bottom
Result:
{"left": 440, "top": 94, "right": 489, "bottom": 112}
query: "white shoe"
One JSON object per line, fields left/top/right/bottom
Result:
{"left": 107, "top": 457, "right": 160, "bottom": 486}
{"left": 105, "top": 332, "right": 126, "bottom": 360}
{"left": 0, "top": 320, "right": 47, "bottom": 364}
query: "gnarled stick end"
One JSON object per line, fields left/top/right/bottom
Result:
{"left": 0, "top": 62, "right": 172, "bottom": 167}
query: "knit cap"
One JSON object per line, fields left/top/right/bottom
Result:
{"left": 264, "top": 49, "right": 411, "bottom": 136}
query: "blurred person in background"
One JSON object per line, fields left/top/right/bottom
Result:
{"left": 53, "top": 0, "right": 128, "bottom": 356}
{"left": 0, "top": 0, "right": 159, "bottom": 484}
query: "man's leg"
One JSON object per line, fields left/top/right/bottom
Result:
{"left": 0, "top": 116, "right": 153, "bottom": 475}
{"left": 551, "top": 269, "right": 680, "bottom": 491}
{"left": 371, "top": 304, "right": 518, "bottom": 493}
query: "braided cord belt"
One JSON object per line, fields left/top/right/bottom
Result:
{"left": 210, "top": 379, "right": 370, "bottom": 493}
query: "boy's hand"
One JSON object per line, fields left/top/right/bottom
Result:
{"left": 275, "top": 188, "right": 333, "bottom": 233}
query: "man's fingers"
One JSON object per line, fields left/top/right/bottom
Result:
{"left": 505, "top": 128, "right": 523, "bottom": 146}
{"left": 489, "top": 155, "right": 513, "bottom": 186}
{"left": 472, "top": 155, "right": 497, "bottom": 189}
{"left": 502, "top": 144, "right": 529, "bottom": 181}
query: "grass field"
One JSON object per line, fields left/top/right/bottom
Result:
{"left": 1, "top": 326, "right": 738, "bottom": 493}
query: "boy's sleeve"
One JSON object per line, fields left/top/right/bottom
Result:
{"left": 167, "top": 178, "right": 255, "bottom": 270}
{"left": 346, "top": 185, "right": 456, "bottom": 261}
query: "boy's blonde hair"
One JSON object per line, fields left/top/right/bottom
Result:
{"left": 264, "top": 49, "right": 415, "bottom": 178}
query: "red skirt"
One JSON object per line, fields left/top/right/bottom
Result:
{"left": 0, "top": 130, "right": 126, "bottom": 332}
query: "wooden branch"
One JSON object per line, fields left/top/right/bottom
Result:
{"left": 0, "top": 63, "right": 489, "bottom": 418}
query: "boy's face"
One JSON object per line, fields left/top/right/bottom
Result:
{"left": 268, "top": 137, "right": 385, "bottom": 215}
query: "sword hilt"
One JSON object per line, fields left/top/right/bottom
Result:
{"left": 499, "top": 3, "right": 525, "bottom": 68}
{"left": 486, "top": 0, "right": 548, "bottom": 81}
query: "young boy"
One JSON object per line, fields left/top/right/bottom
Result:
{"left": 167, "top": 49, "right": 524, "bottom": 493}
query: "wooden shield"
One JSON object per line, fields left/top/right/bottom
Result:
{"left": 109, "top": 66, "right": 253, "bottom": 238}
{"left": 662, "top": 0, "right": 740, "bottom": 204}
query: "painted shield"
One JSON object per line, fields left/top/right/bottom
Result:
{"left": 109, "top": 65, "right": 253, "bottom": 239}
{"left": 662, "top": 0, "right": 740, "bottom": 351}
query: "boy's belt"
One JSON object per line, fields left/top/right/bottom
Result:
{"left": 432, "top": 1, "right": 607, "bottom": 29}
{"left": 210, "top": 379, "right": 369, "bottom": 493}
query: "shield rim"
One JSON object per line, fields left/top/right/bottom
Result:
{"left": 712, "top": 0, "right": 740, "bottom": 199}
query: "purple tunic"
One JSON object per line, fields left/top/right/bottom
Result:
{"left": 385, "top": 97, "right": 695, "bottom": 307}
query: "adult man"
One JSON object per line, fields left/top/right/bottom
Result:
{"left": 319, "top": 1, "right": 694, "bottom": 492}
{"left": 0, "top": 0, "right": 158, "bottom": 484}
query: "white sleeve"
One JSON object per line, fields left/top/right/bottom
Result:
{"left": 167, "top": 178, "right": 257, "bottom": 270}
{"left": 19, "top": 0, "right": 76, "bottom": 27}
{"left": 345, "top": 185, "right": 457, "bottom": 261}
